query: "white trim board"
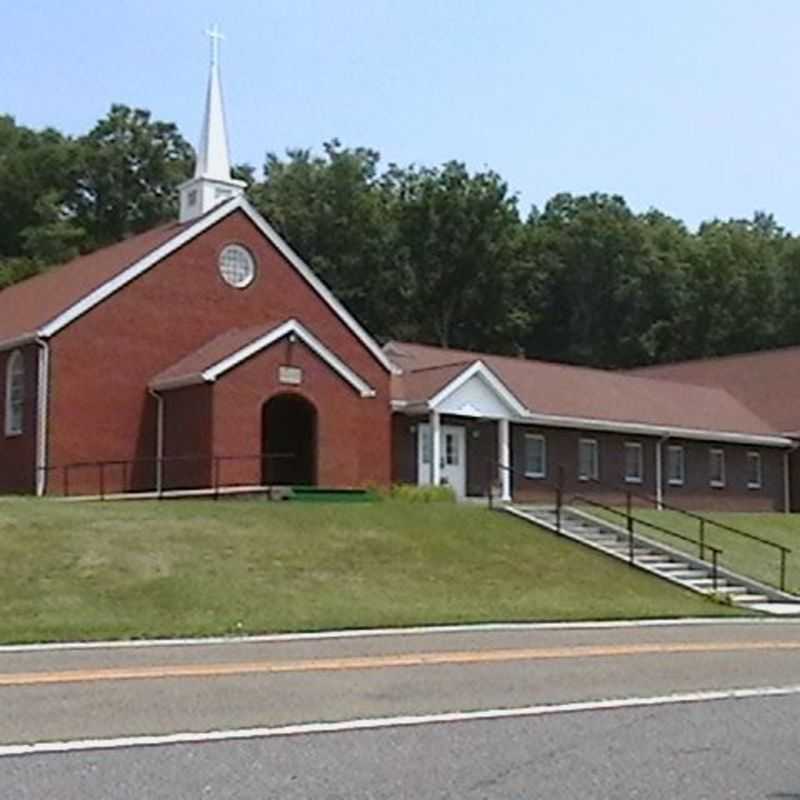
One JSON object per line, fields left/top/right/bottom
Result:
{"left": 152, "top": 319, "right": 376, "bottom": 398}
{"left": 5, "top": 196, "right": 396, "bottom": 376}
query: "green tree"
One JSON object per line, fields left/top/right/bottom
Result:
{"left": 0, "top": 116, "right": 81, "bottom": 263}
{"left": 70, "top": 104, "right": 193, "bottom": 248}
{"left": 382, "top": 161, "right": 522, "bottom": 349}
{"left": 249, "top": 140, "right": 402, "bottom": 337}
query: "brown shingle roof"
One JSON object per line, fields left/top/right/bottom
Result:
{"left": 0, "top": 221, "right": 189, "bottom": 345}
{"left": 150, "top": 322, "right": 280, "bottom": 389}
{"left": 386, "top": 341, "right": 781, "bottom": 437}
{"left": 629, "top": 347, "right": 800, "bottom": 433}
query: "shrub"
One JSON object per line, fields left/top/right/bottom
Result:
{"left": 388, "top": 483, "right": 457, "bottom": 503}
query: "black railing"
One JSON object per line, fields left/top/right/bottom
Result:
{"left": 38, "top": 452, "right": 295, "bottom": 500}
{"left": 484, "top": 459, "right": 792, "bottom": 592}
{"left": 572, "top": 493, "right": 722, "bottom": 590}
{"left": 585, "top": 479, "right": 792, "bottom": 593}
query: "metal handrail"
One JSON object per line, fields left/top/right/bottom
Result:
{"left": 37, "top": 452, "right": 296, "bottom": 500}
{"left": 572, "top": 494, "right": 722, "bottom": 590}
{"left": 485, "top": 458, "right": 786, "bottom": 591}
{"left": 584, "top": 478, "right": 791, "bottom": 591}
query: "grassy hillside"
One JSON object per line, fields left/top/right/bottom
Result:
{"left": 0, "top": 498, "right": 740, "bottom": 644}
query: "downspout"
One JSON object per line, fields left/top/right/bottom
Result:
{"left": 149, "top": 388, "right": 164, "bottom": 494}
{"left": 34, "top": 337, "right": 50, "bottom": 497}
{"left": 655, "top": 433, "right": 670, "bottom": 511}
{"left": 784, "top": 442, "right": 800, "bottom": 514}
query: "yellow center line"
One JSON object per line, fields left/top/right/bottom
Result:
{"left": 0, "top": 640, "right": 798, "bottom": 688}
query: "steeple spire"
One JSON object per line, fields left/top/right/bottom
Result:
{"left": 179, "top": 25, "right": 245, "bottom": 223}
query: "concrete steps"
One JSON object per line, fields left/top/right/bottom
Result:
{"left": 506, "top": 504, "right": 800, "bottom": 615}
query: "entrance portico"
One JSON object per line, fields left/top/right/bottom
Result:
{"left": 402, "top": 361, "right": 527, "bottom": 501}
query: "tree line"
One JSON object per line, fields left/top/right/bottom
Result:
{"left": 3, "top": 105, "right": 800, "bottom": 369}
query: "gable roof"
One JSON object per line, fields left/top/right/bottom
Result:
{"left": 0, "top": 221, "right": 189, "bottom": 346}
{"left": 150, "top": 318, "right": 376, "bottom": 398}
{"left": 629, "top": 347, "right": 800, "bottom": 434}
{"left": 0, "top": 196, "right": 397, "bottom": 375}
{"left": 386, "top": 341, "right": 788, "bottom": 444}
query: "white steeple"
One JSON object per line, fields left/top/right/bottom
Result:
{"left": 179, "top": 25, "right": 246, "bottom": 223}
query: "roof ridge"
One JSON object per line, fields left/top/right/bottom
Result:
{"left": 408, "top": 360, "right": 475, "bottom": 374}
{"left": 629, "top": 343, "right": 800, "bottom": 372}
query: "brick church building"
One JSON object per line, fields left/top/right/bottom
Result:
{"left": 1, "top": 44, "right": 798, "bottom": 510}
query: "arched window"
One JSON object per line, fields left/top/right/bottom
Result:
{"left": 5, "top": 350, "right": 24, "bottom": 436}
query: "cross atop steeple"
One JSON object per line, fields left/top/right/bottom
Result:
{"left": 178, "top": 26, "right": 246, "bottom": 222}
{"left": 206, "top": 24, "right": 224, "bottom": 67}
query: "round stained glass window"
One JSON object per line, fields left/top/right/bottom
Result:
{"left": 218, "top": 244, "right": 256, "bottom": 288}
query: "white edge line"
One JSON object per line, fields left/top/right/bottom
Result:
{"left": 3, "top": 684, "right": 800, "bottom": 759}
{"left": 1, "top": 617, "right": 799, "bottom": 655}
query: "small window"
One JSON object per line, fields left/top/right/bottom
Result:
{"left": 4, "top": 349, "right": 24, "bottom": 437}
{"left": 624, "top": 442, "right": 643, "bottom": 483}
{"left": 710, "top": 448, "right": 726, "bottom": 488}
{"left": 667, "top": 445, "right": 685, "bottom": 486}
{"left": 747, "top": 452, "right": 762, "bottom": 489}
{"left": 524, "top": 434, "right": 546, "bottom": 478}
{"left": 218, "top": 244, "right": 256, "bottom": 288}
{"left": 578, "top": 438, "right": 599, "bottom": 481}
{"left": 420, "top": 425, "right": 432, "bottom": 465}
{"left": 444, "top": 432, "right": 459, "bottom": 466}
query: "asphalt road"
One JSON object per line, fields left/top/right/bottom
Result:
{"left": 1, "top": 620, "right": 799, "bottom": 798}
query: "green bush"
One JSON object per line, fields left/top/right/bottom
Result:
{"left": 388, "top": 483, "right": 457, "bottom": 503}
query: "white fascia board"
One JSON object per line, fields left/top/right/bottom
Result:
{"left": 37, "top": 198, "right": 242, "bottom": 339}
{"left": 428, "top": 360, "right": 528, "bottom": 418}
{"left": 202, "top": 318, "right": 376, "bottom": 398}
{"left": 237, "top": 198, "right": 400, "bottom": 376}
{"left": 516, "top": 411, "right": 791, "bottom": 448}
{"left": 0, "top": 333, "right": 37, "bottom": 353}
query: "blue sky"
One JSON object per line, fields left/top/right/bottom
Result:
{"left": 4, "top": 1, "right": 800, "bottom": 230}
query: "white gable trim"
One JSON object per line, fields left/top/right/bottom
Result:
{"left": 236, "top": 198, "right": 399, "bottom": 374}
{"left": 154, "top": 319, "right": 376, "bottom": 397}
{"left": 428, "top": 361, "right": 528, "bottom": 418}
{"left": 204, "top": 318, "right": 376, "bottom": 397}
{"left": 29, "top": 195, "right": 397, "bottom": 375}
{"left": 37, "top": 199, "right": 241, "bottom": 339}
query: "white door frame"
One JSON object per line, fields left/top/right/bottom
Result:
{"left": 418, "top": 422, "right": 467, "bottom": 497}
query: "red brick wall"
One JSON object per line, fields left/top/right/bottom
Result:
{"left": 162, "top": 384, "right": 213, "bottom": 489}
{"left": 41, "top": 209, "right": 391, "bottom": 494}
{"left": 390, "top": 414, "right": 786, "bottom": 511}
{"left": 212, "top": 337, "right": 389, "bottom": 488}
{"left": 0, "top": 344, "right": 39, "bottom": 493}
{"left": 510, "top": 424, "right": 786, "bottom": 512}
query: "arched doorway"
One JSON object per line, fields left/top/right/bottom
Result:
{"left": 262, "top": 394, "right": 317, "bottom": 486}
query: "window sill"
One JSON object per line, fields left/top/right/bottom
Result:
{"left": 624, "top": 477, "right": 643, "bottom": 484}
{"left": 710, "top": 481, "right": 725, "bottom": 489}
{"left": 524, "top": 472, "right": 546, "bottom": 480}
{"left": 4, "top": 430, "right": 22, "bottom": 439}
{"left": 747, "top": 483, "right": 762, "bottom": 490}
{"left": 667, "top": 480, "right": 684, "bottom": 487}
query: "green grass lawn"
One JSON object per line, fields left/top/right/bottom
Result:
{"left": 589, "top": 507, "right": 800, "bottom": 594}
{"left": 0, "top": 497, "right": 741, "bottom": 644}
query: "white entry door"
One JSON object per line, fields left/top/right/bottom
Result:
{"left": 418, "top": 424, "right": 467, "bottom": 497}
